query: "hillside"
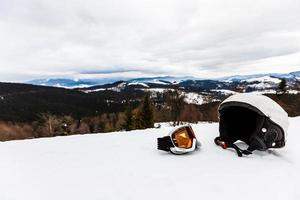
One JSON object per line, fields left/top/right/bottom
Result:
{"left": 28, "top": 71, "right": 300, "bottom": 88}
{"left": 0, "top": 117, "right": 299, "bottom": 200}
{"left": 0, "top": 74, "right": 299, "bottom": 141}
{"left": 0, "top": 82, "right": 144, "bottom": 122}
{"left": 0, "top": 78, "right": 299, "bottom": 123}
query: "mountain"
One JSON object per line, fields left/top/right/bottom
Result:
{"left": 80, "top": 72, "right": 300, "bottom": 95}
{"left": 0, "top": 79, "right": 299, "bottom": 142}
{"left": 1, "top": 117, "right": 300, "bottom": 200}
{"left": 1, "top": 70, "right": 299, "bottom": 123}
{"left": 28, "top": 78, "right": 98, "bottom": 88}
{"left": 220, "top": 71, "right": 300, "bottom": 82}
{"left": 27, "top": 71, "right": 300, "bottom": 89}
{"left": 27, "top": 76, "right": 193, "bottom": 88}
{"left": 28, "top": 78, "right": 130, "bottom": 88}
{"left": 74, "top": 72, "right": 300, "bottom": 118}
{"left": 128, "top": 76, "right": 196, "bottom": 84}
{"left": 0, "top": 82, "right": 144, "bottom": 122}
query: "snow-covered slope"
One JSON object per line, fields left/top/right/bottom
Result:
{"left": 245, "top": 75, "right": 281, "bottom": 84}
{"left": 28, "top": 79, "right": 99, "bottom": 88}
{"left": 128, "top": 76, "right": 194, "bottom": 85}
{"left": 28, "top": 78, "right": 125, "bottom": 88}
{"left": 184, "top": 92, "right": 205, "bottom": 105}
{"left": 1, "top": 118, "right": 300, "bottom": 200}
{"left": 222, "top": 71, "right": 300, "bottom": 82}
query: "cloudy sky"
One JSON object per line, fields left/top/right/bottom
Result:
{"left": 0, "top": 0, "right": 299, "bottom": 82}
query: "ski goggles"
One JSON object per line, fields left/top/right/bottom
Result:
{"left": 157, "top": 125, "right": 201, "bottom": 154}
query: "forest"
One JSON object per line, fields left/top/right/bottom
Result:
{"left": 0, "top": 81, "right": 299, "bottom": 141}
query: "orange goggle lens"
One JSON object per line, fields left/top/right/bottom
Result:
{"left": 172, "top": 127, "right": 194, "bottom": 149}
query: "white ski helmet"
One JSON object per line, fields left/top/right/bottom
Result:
{"left": 215, "top": 93, "right": 289, "bottom": 157}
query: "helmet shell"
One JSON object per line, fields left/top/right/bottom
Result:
{"left": 219, "top": 93, "right": 289, "bottom": 137}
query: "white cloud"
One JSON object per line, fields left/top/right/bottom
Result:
{"left": 0, "top": 0, "right": 299, "bottom": 81}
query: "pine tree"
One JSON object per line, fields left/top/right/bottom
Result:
{"left": 123, "top": 103, "right": 134, "bottom": 131}
{"left": 60, "top": 115, "right": 74, "bottom": 135}
{"left": 277, "top": 78, "right": 287, "bottom": 95}
{"left": 166, "top": 89, "right": 185, "bottom": 126}
{"left": 138, "top": 93, "right": 154, "bottom": 129}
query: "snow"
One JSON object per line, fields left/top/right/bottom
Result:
{"left": 84, "top": 82, "right": 127, "bottom": 93}
{"left": 52, "top": 83, "right": 94, "bottom": 89}
{"left": 249, "top": 89, "right": 277, "bottom": 94}
{"left": 184, "top": 92, "right": 205, "bottom": 105}
{"left": 211, "top": 89, "right": 237, "bottom": 95}
{"left": 245, "top": 76, "right": 281, "bottom": 84}
{"left": 151, "top": 79, "right": 169, "bottom": 85}
{"left": 247, "top": 82, "right": 275, "bottom": 89}
{"left": 247, "top": 89, "right": 299, "bottom": 95}
{"left": 83, "top": 88, "right": 106, "bottom": 93}
{"left": 1, "top": 117, "right": 300, "bottom": 200}
{"left": 241, "top": 76, "right": 281, "bottom": 90}
{"left": 128, "top": 82, "right": 150, "bottom": 88}
{"left": 288, "top": 90, "right": 300, "bottom": 94}
{"left": 143, "top": 88, "right": 172, "bottom": 93}
{"left": 140, "top": 90, "right": 208, "bottom": 105}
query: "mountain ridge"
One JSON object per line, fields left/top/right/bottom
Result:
{"left": 27, "top": 71, "right": 300, "bottom": 88}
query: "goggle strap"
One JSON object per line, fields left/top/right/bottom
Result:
{"left": 157, "top": 136, "right": 175, "bottom": 152}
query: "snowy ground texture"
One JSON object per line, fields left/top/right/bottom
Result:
{"left": 1, "top": 118, "right": 300, "bottom": 200}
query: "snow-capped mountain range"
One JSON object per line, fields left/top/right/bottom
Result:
{"left": 26, "top": 71, "right": 300, "bottom": 107}
{"left": 28, "top": 71, "right": 300, "bottom": 89}
{"left": 80, "top": 71, "right": 299, "bottom": 92}
{"left": 70, "top": 71, "right": 299, "bottom": 106}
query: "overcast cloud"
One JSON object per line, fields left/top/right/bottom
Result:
{"left": 0, "top": 0, "right": 299, "bottom": 81}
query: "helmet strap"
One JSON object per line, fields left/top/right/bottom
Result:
{"left": 215, "top": 137, "right": 259, "bottom": 157}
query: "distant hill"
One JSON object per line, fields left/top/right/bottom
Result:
{"left": 27, "top": 71, "right": 300, "bottom": 88}
{"left": 79, "top": 72, "right": 300, "bottom": 96}
{"left": 0, "top": 78, "right": 299, "bottom": 141}
{"left": 0, "top": 82, "right": 144, "bottom": 122}
{"left": 1, "top": 73, "right": 300, "bottom": 123}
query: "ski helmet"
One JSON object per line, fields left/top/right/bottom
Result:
{"left": 215, "top": 93, "right": 289, "bottom": 157}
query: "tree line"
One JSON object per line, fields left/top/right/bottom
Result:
{"left": 0, "top": 80, "right": 299, "bottom": 141}
{"left": 0, "top": 89, "right": 208, "bottom": 141}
